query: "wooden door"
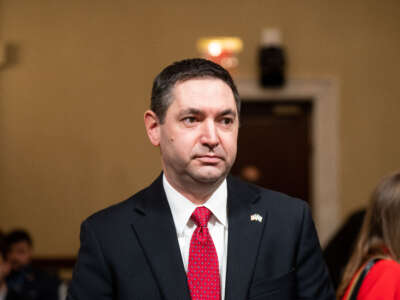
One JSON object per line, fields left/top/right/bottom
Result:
{"left": 231, "top": 101, "right": 312, "bottom": 204}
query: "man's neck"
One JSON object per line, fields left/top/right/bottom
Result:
{"left": 163, "top": 173, "right": 225, "bottom": 205}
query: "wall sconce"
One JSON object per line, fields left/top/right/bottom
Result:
{"left": 197, "top": 37, "right": 243, "bottom": 71}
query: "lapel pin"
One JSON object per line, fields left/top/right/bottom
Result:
{"left": 250, "top": 213, "right": 263, "bottom": 223}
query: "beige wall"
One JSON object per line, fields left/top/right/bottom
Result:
{"left": 1, "top": 0, "right": 400, "bottom": 256}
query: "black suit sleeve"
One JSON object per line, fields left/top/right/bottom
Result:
{"left": 295, "top": 202, "right": 335, "bottom": 300}
{"left": 67, "top": 220, "right": 113, "bottom": 300}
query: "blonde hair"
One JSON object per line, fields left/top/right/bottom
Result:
{"left": 337, "top": 171, "right": 400, "bottom": 298}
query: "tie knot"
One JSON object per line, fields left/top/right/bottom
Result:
{"left": 191, "top": 207, "right": 211, "bottom": 227}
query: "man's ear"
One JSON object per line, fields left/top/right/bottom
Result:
{"left": 144, "top": 110, "right": 161, "bottom": 146}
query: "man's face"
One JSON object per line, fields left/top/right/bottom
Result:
{"left": 156, "top": 78, "right": 239, "bottom": 186}
{"left": 6, "top": 241, "right": 32, "bottom": 271}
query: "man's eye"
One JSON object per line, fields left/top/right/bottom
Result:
{"left": 221, "top": 118, "right": 233, "bottom": 125}
{"left": 182, "top": 117, "right": 197, "bottom": 124}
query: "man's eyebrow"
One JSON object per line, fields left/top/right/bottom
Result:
{"left": 219, "top": 109, "right": 237, "bottom": 118}
{"left": 179, "top": 108, "right": 202, "bottom": 116}
{"left": 178, "top": 108, "right": 237, "bottom": 118}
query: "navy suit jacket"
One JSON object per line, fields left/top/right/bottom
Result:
{"left": 67, "top": 175, "right": 335, "bottom": 300}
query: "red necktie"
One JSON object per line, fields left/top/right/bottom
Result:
{"left": 187, "top": 207, "right": 221, "bottom": 300}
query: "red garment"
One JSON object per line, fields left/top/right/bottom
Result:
{"left": 342, "top": 259, "right": 400, "bottom": 300}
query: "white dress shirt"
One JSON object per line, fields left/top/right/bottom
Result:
{"left": 163, "top": 175, "right": 228, "bottom": 300}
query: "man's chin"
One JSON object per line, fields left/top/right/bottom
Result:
{"left": 189, "top": 168, "right": 228, "bottom": 184}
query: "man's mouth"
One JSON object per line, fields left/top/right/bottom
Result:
{"left": 194, "top": 155, "right": 224, "bottom": 164}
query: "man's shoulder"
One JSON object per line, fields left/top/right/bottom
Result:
{"left": 228, "top": 176, "right": 312, "bottom": 239}
{"left": 84, "top": 180, "right": 154, "bottom": 228}
{"left": 228, "top": 175, "right": 308, "bottom": 212}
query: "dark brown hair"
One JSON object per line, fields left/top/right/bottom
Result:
{"left": 337, "top": 171, "right": 400, "bottom": 298}
{"left": 151, "top": 58, "right": 241, "bottom": 123}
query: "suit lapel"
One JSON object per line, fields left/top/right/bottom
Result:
{"left": 130, "top": 175, "right": 191, "bottom": 300}
{"left": 225, "top": 177, "right": 267, "bottom": 300}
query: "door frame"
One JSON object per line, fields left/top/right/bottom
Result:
{"left": 236, "top": 78, "right": 339, "bottom": 246}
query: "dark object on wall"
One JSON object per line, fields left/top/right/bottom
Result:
{"left": 259, "top": 46, "right": 286, "bottom": 87}
{"left": 258, "top": 28, "right": 286, "bottom": 88}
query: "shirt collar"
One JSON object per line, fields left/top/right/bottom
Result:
{"left": 163, "top": 174, "right": 228, "bottom": 236}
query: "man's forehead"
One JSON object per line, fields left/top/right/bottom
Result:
{"left": 172, "top": 77, "right": 231, "bottom": 91}
{"left": 170, "top": 78, "right": 236, "bottom": 110}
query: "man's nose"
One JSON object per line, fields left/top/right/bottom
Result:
{"left": 200, "top": 120, "right": 219, "bottom": 149}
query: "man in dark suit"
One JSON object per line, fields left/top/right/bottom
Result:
{"left": 4, "top": 230, "right": 60, "bottom": 300}
{"left": 67, "top": 58, "right": 335, "bottom": 300}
